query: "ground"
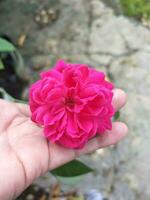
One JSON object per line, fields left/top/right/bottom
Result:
{"left": 0, "top": 0, "right": 150, "bottom": 199}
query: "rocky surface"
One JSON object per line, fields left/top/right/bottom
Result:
{"left": 0, "top": 0, "right": 150, "bottom": 199}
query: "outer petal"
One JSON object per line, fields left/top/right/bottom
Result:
{"left": 57, "top": 133, "right": 88, "bottom": 149}
{"left": 40, "top": 69, "right": 62, "bottom": 80}
{"left": 97, "top": 117, "right": 112, "bottom": 133}
{"left": 54, "top": 60, "right": 71, "bottom": 72}
{"left": 44, "top": 125, "right": 64, "bottom": 142}
{"left": 88, "top": 69, "right": 105, "bottom": 85}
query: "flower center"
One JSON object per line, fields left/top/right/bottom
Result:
{"left": 65, "top": 97, "right": 74, "bottom": 108}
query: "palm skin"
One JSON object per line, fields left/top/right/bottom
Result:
{"left": 0, "top": 89, "right": 128, "bottom": 200}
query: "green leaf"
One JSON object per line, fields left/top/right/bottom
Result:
{"left": 114, "top": 111, "right": 120, "bottom": 120}
{"left": 0, "top": 59, "right": 4, "bottom": 70}
{"left": 10, "top": 50, "right": 25, "bottom": 79}
{"left": 0, "top": 38, "right": 15, "bottom": 52}
{"left": 51, "top": 159, "right": 93, "bottom": 177}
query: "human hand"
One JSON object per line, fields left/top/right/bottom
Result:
{"left": 0, "top": 89, "right": 128, "bottom": 200}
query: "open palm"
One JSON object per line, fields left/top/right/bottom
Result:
{"left": 0, "top": 89, "right": 128, "bottom": 200}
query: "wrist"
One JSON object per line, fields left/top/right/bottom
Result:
{"left": 0, "top": 136, "right": 25, "bottom": 200}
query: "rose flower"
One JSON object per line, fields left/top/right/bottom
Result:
{"left": 29, "top": 60, "right": 114, "bottom": 149}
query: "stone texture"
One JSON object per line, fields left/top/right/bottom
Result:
{"left": 89, "top": 16, "right": 128, "bottom": 55}
{"left": 0, "top": 0, "right": 150, "bottom": 199}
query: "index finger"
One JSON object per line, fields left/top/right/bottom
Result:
{"left": 112, "top": 89, "right": 127, "bottom": 111}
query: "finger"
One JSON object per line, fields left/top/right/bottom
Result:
{"left": 76, "top": 122, "right": 128, "bottom": 156}
{"left": 112, "top": 89, "right": 127, "bottom": 111}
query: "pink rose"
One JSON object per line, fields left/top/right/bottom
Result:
{"left": 29, "top": 60, "right": 114, "bottom": 149}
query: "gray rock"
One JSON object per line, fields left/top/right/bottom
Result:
{"left": 115, "top": 17, "right": 150, "bottom": 50}
{"left": 110, "top": 182, "right": 136, "bottom": 200}
{"left": 1, "top": 0, "right": 150, "bottom": 199}
{"left": 89, "top": 16, "right": 128, "bottom": 55}
{"left": 85, "top": 189, "right": 103, "bottom": 200}
{"left": 110, "top": 51, "right": 150, "bottom": 95}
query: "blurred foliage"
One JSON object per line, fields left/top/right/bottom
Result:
{"left": 0, "top": 87, "right": 16, "bottom": 101}
{"left": 17, "top": 182, "right": 84, "bottom": 200}
{"left": 0, "top": 38, "right": 15, "bottom": 52}
{"left": 0, "top": 87, "right": 27, "bottom": 104}
{"left": 120, "top": 0, "right": 150, "bottom": 20}
{"left": 0, "top": 59, "right": 4, "bottom": 70}
{"left": 0, "top": 37, "right": 15, "bottom": 70}
{"left": 0, "top": 36, "right": 27, "bottom": 99}
{"left": 0, "top": 37, "right": 25, "bottom": 79}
